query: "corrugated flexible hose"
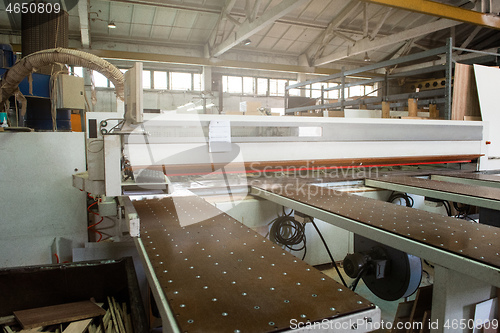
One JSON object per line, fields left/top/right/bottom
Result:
{"left": 0, "top": 47, "right": 124, "bottom": 111}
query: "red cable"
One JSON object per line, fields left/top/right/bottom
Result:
{"left": 88, "top": 216, "right": 103, "bottom": 229}
{"left": 87, "top": 197, "right": 103, "bottom": 242}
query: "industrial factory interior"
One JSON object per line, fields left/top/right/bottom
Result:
{"left": 1, "top": 0, "right": 500, "bottom": 332}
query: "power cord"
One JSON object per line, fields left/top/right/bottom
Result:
{"left": 267, "top": 209, "right": 348, "bottom": 288}
{"left": 310, "top": 220, "right": 348, "bottom": 288}
{"left": 349, "top": 265, "right": 367, "bottom": 292}
{"left": 387, "top": 191, "right": 414, "bottom": 207}
{"left": 268, "top": 210, "right": 307, "bottom": 260}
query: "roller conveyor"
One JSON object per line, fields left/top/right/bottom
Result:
{"left": 132, "top": 195, "right": 378, "bottom": 333}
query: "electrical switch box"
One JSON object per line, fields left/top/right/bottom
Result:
{"left": 56, "top": 74, "right": 85, "bottom": 110}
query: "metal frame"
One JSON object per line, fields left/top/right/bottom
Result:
{"left": 134, "top": 237, "right": 181, "bottom": 333}
{"left": 249, "top": 186, "right": 500, "bottom": 288}
{"left": 431, "top": 174, "right": 500, "bottom": 190}
{"left": 286, "top": 40, "right": 500, "bottom": 119}
{"left": 365, "top": 178, "right": 500, "bottom": 211}
{"left": 360, "top": 0, "right": 500, "bottom": 30}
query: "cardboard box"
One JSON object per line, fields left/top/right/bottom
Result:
{"left": 323, "top": 111, "right": 345, "bottom": 117}
{"left": 240, "top": 101, "right": 262, "bottom": 113}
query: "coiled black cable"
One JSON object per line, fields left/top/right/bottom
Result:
{"left": 269, "top": 214, "right": 307, "bottom": 259}
{"left": 387, "top": 191, "right": 414, "bottom": 207}
{"left": 453, "top": 202, "right": 471, "bottom": 218}
{"left": 268, "top": 210, "right": 348, "bottom": 288}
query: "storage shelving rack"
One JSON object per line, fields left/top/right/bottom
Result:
{"left": 285, "top": 38, "right": 500, "bottom": 120}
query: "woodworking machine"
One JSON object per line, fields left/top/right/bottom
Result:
{"left": 73, "top": 65, "right": 500, "bottom": 333}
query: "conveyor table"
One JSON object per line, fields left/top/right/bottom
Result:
{"left": 365, "top": 175, "right": 500, "bottom": 211}
{"left": 249, "top": 182, "right": 500, "bottom": 333}
{"left": 132, "top": 195, "right": 378, "bottom": 333}
{"left": 431, "top": 173, "right": 500, "bottom": 189}
{"left": 250, "top": 182, "right": 500, "bottom": 286}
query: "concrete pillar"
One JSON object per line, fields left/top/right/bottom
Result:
{"left": 297, "top": 73, "right": 308, "bottom": 97}
{"left": 202, "top": 66, "right": 212, "bottom": 92}
{"left": 83, "top": 68, "right": 95, "bottom": 112}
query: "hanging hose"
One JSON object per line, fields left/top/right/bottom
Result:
{"left": 0, "top": 47, "right": 124, "bottom": 111}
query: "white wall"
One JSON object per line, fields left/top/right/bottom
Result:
{"left": 0, "top": 132, "right": 87, "bottom": 267}
{"left": 92, "top": 88, "right": 286, "bottom": 113}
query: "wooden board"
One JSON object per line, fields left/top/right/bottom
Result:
{"left": 0, "top": 315, "right": 16, "bottom": 326}
{"left": 392, "top": 301, "right": 414, "bottom": 333}
{"left": 62, "top": 319, "right": 92, "bottom": 333}
{"left": 407, "top": 286, "right": 433, "bottom": 333}
{"left": 14, "top": 301, "right": 106, "bottom": 329}
{"left": 452, "top": 63, "right": 481, "bottom": 121}
{"left": 419, "top": 310, "right": 431, "bottom": 333}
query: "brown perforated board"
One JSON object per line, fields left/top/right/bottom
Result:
{"left": 441, "top": 173, "right": 500, "bottom": 183}
{"left": 133, "top": 196, "right": 374, "bottom": 333}
{"left": 370, "top": 176, "right": 500, "bottom": 201}
{"left": 254, "top": 183, "right": 500, "bottom": 269}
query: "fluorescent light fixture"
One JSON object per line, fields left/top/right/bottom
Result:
{"left": 108, "top": 21, "right": 117, "bottom": 28}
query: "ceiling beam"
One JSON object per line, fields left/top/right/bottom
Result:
{"left": 207, "top": 0, "right": 238, "bottom": 50}
{"left": 302, "top": 0, "right": 361, "bottom": 65}
{"left": 370, "top": 8, "right": 392, "bottom": 40}
{"left": 314, "top": 18, "right": 461, "bottom": 66}
{"left": 457, "top": 26, "right": 482, "bottom": 54}
{"left": 210, "top": 0, "right": 309, "bottom": 57}
{"left": 360, "top": 0, "right": 500, "bottom": 30}
{"left": 250, "top": 0, "right": 263, "bottom": 22}
{"left": 84, "top": 48, "right": 350, "bottom": 76}
{"left": 391, "top": 46, "right": 500, "bottom": 73}
{"left": 95, "top": 0, "right": 390, "bottom": 36}
{"left": 78, "top": 0, "right": 91, "bottom": 48}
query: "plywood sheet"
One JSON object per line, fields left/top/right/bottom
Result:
{"left": 443, "top": 173, "right": 500, "bottom": 183}
{"left": 372, "top": 175, "right": 500, "bottom": 201}
{"left": 14, "top": 301, "right": 105, "bottom": 329}
{"left": 134, "top": 196, "right": 374, "bottom": 333}
{"left": 474, "top": 65, "right": 500, "bottom": 159}
{"left": 255, "top": 183, "right": 500, "bottom": 269}
{"left": 452, "top": 63, "right": 481, "bottom": 121}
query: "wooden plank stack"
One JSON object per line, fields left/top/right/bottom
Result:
{"left": 391, "top": 286, "right": 433, "bottom": 333}
{"left": 1, "top": 298, "right": 132, "bottom": 333}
